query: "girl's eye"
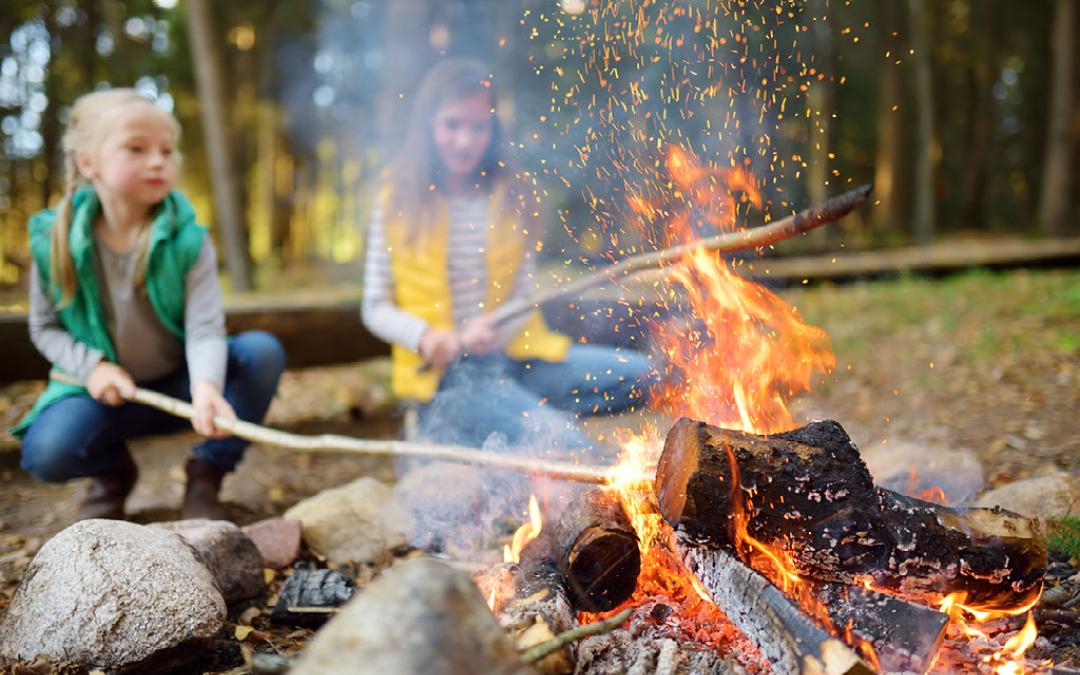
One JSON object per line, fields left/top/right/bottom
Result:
{"left": 473, "top": 122, "right": 489, "bottom": 133}
{"left": 126, "top": 145, "right": 144, "bottom": 153}
{"left": 161, "top": 148, "right": 173, "bottom": 156}
{"left": 444, "top": 120, "right": 461, "bottom": 131}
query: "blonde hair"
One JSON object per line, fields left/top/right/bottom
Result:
{"left": 50, "top": 88, "right": 181, "bottom": 307}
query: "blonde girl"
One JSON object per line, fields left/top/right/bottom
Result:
{"left": 362, "top": 58, "right": 655, "bottom": 455}
{"left": 13, "top": 88, "right": 284, "bottom": 521}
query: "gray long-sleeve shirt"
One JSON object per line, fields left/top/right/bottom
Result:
{"left": 28, "top": 233, "right": 227, "bottom": 392}
{"left": 361, "top": 196, "right": 534, "bottom": 350}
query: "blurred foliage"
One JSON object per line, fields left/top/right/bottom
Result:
{"left": 0, "top": 0, "right": 1076, "bottom": 297}
{"left": 1047, "top": 516, "right": 1080, "bottom": 559}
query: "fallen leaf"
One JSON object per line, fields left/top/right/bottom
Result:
{"left": 235, "top": 624, "right": 254, "bottom": 641}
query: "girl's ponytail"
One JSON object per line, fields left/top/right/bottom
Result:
{"left": 49, "top": 153, "right": 80, "bottom": 308}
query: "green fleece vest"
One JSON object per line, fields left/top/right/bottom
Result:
{"left": 11, "top": 186, "right": 207, "bottom": 439}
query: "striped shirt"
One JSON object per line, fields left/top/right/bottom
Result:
{"left": 361, "top": 195, "right": 535, "bottom": 351}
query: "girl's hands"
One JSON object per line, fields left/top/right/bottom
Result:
{"left": 459, "top": 314, "right": 498, "bottom": 355}
{"left": 87, "top": 361, "right": 136, "bottom": 406}
{"left": 419, "top": 329, "right": 462, "bottom": 368}
{"left": 191, "top": 380, "right": 236, "bottom": 439}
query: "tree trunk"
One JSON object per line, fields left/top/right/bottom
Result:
{"left": 185, "top": 0, "right": 253, "bottom": 291}
{"left": 378, "top": 0, "right": 434, "bottom": 158}
{"left": 873, "top": 2, "right": 906, "bottom": 237}
{"left": 958, "top": 1, "right": 1002, "bottom": 232}
{"left": 1039, "top": 0, "right": 1077, "bottom": 237}
{"left": 908, "top": 0, "right": 936, "bottom": 245}
{"left": 805, "top": 0, "right": 834, "bottom": 249}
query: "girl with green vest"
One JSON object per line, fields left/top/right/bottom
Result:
{"left": 13, "top": 89, "right": 285, "bottom": 522}
{"left": 362, "top": 59, "right": 656, "bottom": 457}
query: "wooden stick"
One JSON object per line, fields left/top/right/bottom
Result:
{"left": 520, "top": 607, "right": 633, "bottom": 664}
{"left": 48, "top": 372, "right": 643, "bottom": 485}
{"left": 488, "top": 183, "right": 873, "bottom": 328}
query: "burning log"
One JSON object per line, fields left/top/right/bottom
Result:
{"left": 679, "top": 540, "right": 875, "bottom": 675}
{"left": 809, "top": 580, "right": 949, "bottom": 673}
{"left": 656, "top": 418, "right": 1046, "bottom": 610}
{"left": 497, "top": 532, "right": 579, "bottom": 675}
{"left": 554, "top": 490, "right": 641, "bottom": 613}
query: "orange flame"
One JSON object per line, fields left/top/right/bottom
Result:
{"left": 504, "top": 494, "right": 543, "bottom": 564}
{"left": 645, "top": 146, "right": 835, "bottom": 433}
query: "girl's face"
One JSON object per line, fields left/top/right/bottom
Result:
{"left": 432, "top": 91, "right": 494, "bottom": 179}
{"left": 79, "top": 106, "right": 177, "bottom": 210}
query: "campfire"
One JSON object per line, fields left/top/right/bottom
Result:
{"left": 481, "top": 149, "right": 1048, "bottom": 675}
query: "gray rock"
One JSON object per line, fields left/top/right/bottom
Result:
{"left": 154, "top": 519, "right": 265, "bottom": 603}
{"left": 283, "top": 477, "right": 412, "bottom": 564}
{"left": 242, "top": 518, "right": 303, "bottom": 569}
{"left": 0, "top": 519, "right": 225, "bottom": 673}
{"left": 973, "top": 470, "right": 1080, "bottom": 522}
{"left": 289, "top": 557, "right": 532, "bottom": 675}
{"left": 861, "top": 440, "right": 985, "bottom": 504}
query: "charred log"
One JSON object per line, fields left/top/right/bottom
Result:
{"left": 656, "top": 418, "right": 1046, "bottom": 610}
{"left": 679, "top": 537, "right": 875, "bottom": 675}
{"left": 810, "top": 580, "right": 949, "bottom": 673}
{"left": 496, "top": 530, "right": 578, "bottom": 675}
{"left": 555, "top": 490, "right": 641, "bottom": 613}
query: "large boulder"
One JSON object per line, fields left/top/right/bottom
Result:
{"left": 0, "top": 519, "right": 225, "bottom": 673}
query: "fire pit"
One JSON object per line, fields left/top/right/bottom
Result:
{"left": 480, "top": 416, "right": 1048, "bottom": 675}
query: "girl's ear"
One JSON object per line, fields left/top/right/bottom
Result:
{"left": 74, "top": 149, "right": 96, "bottom": 180}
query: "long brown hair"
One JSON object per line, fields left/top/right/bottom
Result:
{"left": 385, "top": 58, "right": 511, "bottom": 240}
{"left": 50, "top": 89, "right": 180, "bottom": 307}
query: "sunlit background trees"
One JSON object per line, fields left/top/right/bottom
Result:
{"left": 0, "top": 0, "right": 1076, "bottom": 297}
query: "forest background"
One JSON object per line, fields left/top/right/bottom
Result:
{"left": 0, "top": 0, "right": 1076, "bottom": 301}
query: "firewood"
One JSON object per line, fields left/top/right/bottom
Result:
{"left": 656, "top": 418, "right": 1046, "bottom": 610}
{"left": 497, "top": 530, "right": 578, "bottom": 675}
{"left": 554, "top": 490, "right": 641, "bottom": 613}
{"left": 809, "top": 580, "right": 949, "bottom": 674}
{"left": 679, "top": 539, "right": 875, "bottom": 675}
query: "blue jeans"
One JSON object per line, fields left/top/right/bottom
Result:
{"left": 20, "top": 331, "right": 285, "bottom": 481}
{"left": 415, "top": 344, "right": 657, "bottom": 458}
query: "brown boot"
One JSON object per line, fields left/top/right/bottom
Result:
{"left": 182, "top": 459, "right": 229, "bottom": 520}
{"left": 76, "top": 447, "right": 138, "bottom": 521}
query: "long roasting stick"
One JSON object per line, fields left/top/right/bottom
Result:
{"left": 487, "top": 183, "right": 873, "bottom": 328}
{"left": 48, "top": 372, "right": 635, "bottom": 484}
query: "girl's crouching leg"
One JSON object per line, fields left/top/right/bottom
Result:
{"left": 195, "top": 331, "right": 286, "bottom": 471}
{"left": 19, "top": 396, "right": 128, "bottom": 483}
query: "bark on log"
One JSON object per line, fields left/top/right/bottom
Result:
{"left": 497, "top": 531, "right": 578, "bottom": 675}
{"left": 554, "top": 490, "right": 641, "bottom": 613}
{"left": 656, "top": 418, "right": 1046, "bottom": 610}
{"left": 678, "top": 538, "right": 875, "bottom": 675}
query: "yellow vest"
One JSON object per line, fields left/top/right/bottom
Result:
{"left": 382, "top": 186, "right": 571, "bottom": 401}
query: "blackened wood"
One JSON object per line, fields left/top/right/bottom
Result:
{"left": 656, "top": 418, "right": 1046, "bottom": 610}
{"left": 811, "top": 580, "right": 949, "bottom": 674}
{"left": 679, "top": 538, "right": 875, "bottom": 675}
{"left": 497, "top": 530, "right": 577, "bottom": 675}
{"left": 270, "top": 568, "right": 355, "bottom": 627}
{"left": 554, "top": 490, "right": 641, "bottom": 613}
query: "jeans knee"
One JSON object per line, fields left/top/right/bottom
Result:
{"left": 234, "top": 331, "right": 286, "bottom": 381}
{"left": 20, "top": 435, "right": 77, "bottom": 483}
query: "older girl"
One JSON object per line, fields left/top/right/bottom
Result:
{"left": 13, "top": 89, "right": 284, "bottom": 521}
{"left": 362, "top": 58, "right": 655, "bottom": 456}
